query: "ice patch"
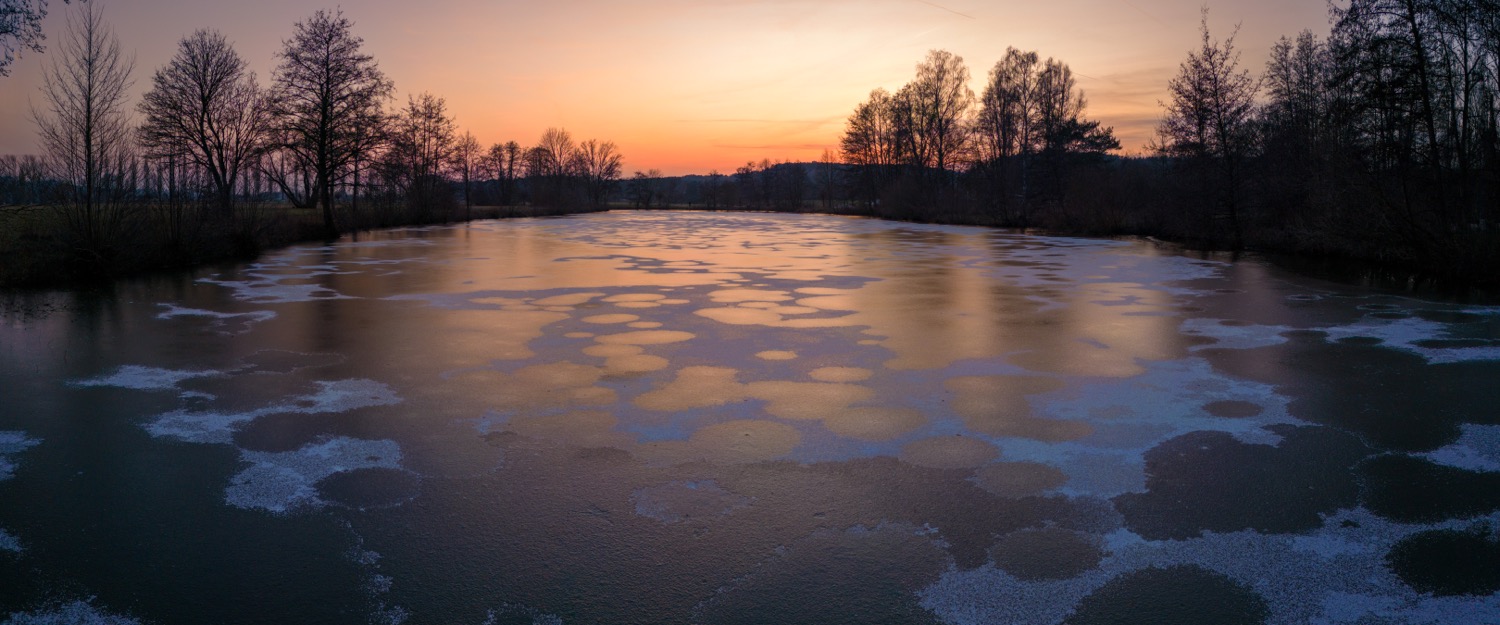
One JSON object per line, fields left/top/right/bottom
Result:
{"left": 995, "top": 358, "right": 1296, "bottom": 498}
{"left": 72, "top": 365, "right": 224, "bottom": 391}
{"left": 156, "top": 304, "right": 276, "bottom": 334}
{"left": 481, "top": 605, "right": 565, "bottom": 625}
{"left": 1421, "top": 424, "right": 1500, "bottom": 472}
{"left": 1180, "top": 318, "right": 1293, "bottom": 351}
{"left": 0, "top": 431, "right": 41, "bottom": 480}
{"left": 144, "top": 379, "right": 401, "bottom": 444}
{"left": 225, "top": 437, "right": 403, "bottom": 514}
{"left": 198, "top": 274, "right": 353, "bottom": 304}
{"left": 0, "top": 527, "right": 20, "bottom": 553}
{"left": 920, "top": 508, "right": 1500, "bottom": 625}
{"left": 1324, "top": 314, "right": 1500, "bottom": 364}
{"left": 1, "top": 600, "right": 142, "bottom": 625}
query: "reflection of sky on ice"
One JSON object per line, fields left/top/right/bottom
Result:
{"left": 22, "top": 212, "right": 1500, "bottom": 624}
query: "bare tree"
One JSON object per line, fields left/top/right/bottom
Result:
{"left": 907, "top": 49, "right": 974, "bottom": 176}
{"left": 268, "top": 9, "right": 393, "bottom": 235}
{"left": 533, "top": 127, "right": 578, "bottom": 206}
{"left": 453, "top": 130, "right": 478, "bottom": 216}
{"left": 574, "top": 139, "right": 622, "bottom": 207}
{"left": 975, "top": 48, "right": 1041, "bottom": 164}
{"left": 137, "top": 29, "right": 270, "bottom": 215}
{"left": 0, "top": 0, "right": 71, "bottom": 76}
{"left": 30, "top": 0, "right": 133, "bottom": 260}
{"left": 535, "top": 127, "right": 575, "bottom": 179}
{"left": 379, "top": 92, "right": 454, "bottom": 217}
{"left": 1156, "top": 8, "right": 1260, "bottom": 248}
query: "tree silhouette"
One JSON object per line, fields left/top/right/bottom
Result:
{"left": 379, "top": 92, "right": 455, "bottom": 217}
{"left": 453, "top": 131, "right": 479, "bottom": 216}
{"left": 268, "top": 9, "right": 393, "bottom": 236}
{"left": 30, "top": 0, "right": 133, "bottom": 261}
{"left": 0, "top": 0, "right": 71, "bottom": 76}
{"left": 575, "top": 139, "right": 622, "bottom": 208}
{"left": 1156, "top": 8, "right": 1259, "bottom": 248}
{"left": 907, "top": 49, "right": 974, "bottom": 177}
{"left": 137, "top": 29, "right": 270, "bottom": 215}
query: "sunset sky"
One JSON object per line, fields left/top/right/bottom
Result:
{"left": 0, "top": 0, "right": 1331, "bottom": 175}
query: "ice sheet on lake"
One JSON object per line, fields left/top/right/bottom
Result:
{"left": 921, "top": 508, "right": 1500, "bottom": 625}
{"left": 1182, "top": 308, "right": 1500, "bottom": 364}
{"left": 997, "top": 358, "right": 1295, "bottom": 498}
{"left": 145, "top": 379, "right": 401, "bottom": 444}
{"left": 197, "top": 260, "right": 356, "bottom": 303}
{"left": 1324, "top": 312, "right": 1500, "bottom": 364}
{"left": 225, "top": 437, "right": 404, "bottom": 514}
{"left": 1180, "top": 318, "right": 1294, "bottom": 351}
{"left": 1, "top": 600, "right": 142, "bottom": 625}
{"left": 0, "top": 431, "right": 41, "bottom": 480}
{"left": 72, "top": 365, "right": 226, "bottom": 392}
{"left": 156, "top": 304, "right": 276, "bottom": 333}
{"left": 1422, "top": 424, "right": 1500, "bottom": 472}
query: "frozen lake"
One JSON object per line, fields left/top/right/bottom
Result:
{"left": 2, "top": 210, "right": 1499, "bottom": 624}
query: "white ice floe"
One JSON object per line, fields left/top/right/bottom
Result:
{"left": 921, "top": 508, "right": 1500, "bottom": 625}
{"left": 1179, "top": 318, "right": 1294, "bottom": 351}
{"left": 1179, "top": 307, "right": 1500, "bottom": 364}
{"left": 0, "top": 527, "right": 19, "bottom": 553}
{"left": 1324, "top": 313, "right": 1500, "bottom": 364}
{"left": 225, "top": 437, "right": 404, "bottom": 514}
{"left": 72, "top": 365, "right": 225, "bottom": 392}
{"left": 197, "top": 274, "right": 353, "bottom": 304}
{"left": 156, "top": 304, "right": 276, "bottom": 333}
{"left": 996, "top": 358, "right": 1296, "bottom": 499}
{"left": 1421, "top": 424, "right": 1500, "bottom": 472}
{"left": 1, "top": 600, "right": 142, "bottom": 625}
{"left": 0, "top": 431, "right": 42, "bottom": 481}
{"left": 145, "top": 379, "right": 401, "bottom": 444}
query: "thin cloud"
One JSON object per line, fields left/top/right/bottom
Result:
{"left": 913, "top": 0, "right": 975, "bottom": 20}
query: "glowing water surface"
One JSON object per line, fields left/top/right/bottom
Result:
{"left": 1, "top": 211, "right": 1499, "bottom": 624}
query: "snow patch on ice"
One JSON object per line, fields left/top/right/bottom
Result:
{"left": 72, "top": 365, "right": 224, "bottom": 391}
{"left": 197, "top": 272, "right": 353, "bottom": 304}
{"left": 225, "top": 437, "right": 403, "bottom": 514}
{"left": 1180, "top": 318, "right": 1294, "bottom": 351}
{"left": 144, "top": 379, "right": 401, "bottom": 444}
{"left": 0, "top": 431, "right": 41, "bottom": 481}
{"left": 1, "top": 600, "right": 142, "bottom": 625}
{"left": 920, "top": 508, "right": 1500, "bottom": 625}
{"left": 1421, "top": 424, "right": 1500, "bottom": 472}
{"left": 1324, "top": 313, "right": 1500, "bottom": 364}
{"left": 156, "top": 304, "right": 276, "bottom": 333}
{"left": 0, "top": 528, "right": 20, "bottom": 553}
{"left": 996, "top": 358, "right": 1296, "bottom": 499}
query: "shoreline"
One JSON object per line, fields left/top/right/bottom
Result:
{"left": 2, "top": 204, "right": 1493, "bottom": 302}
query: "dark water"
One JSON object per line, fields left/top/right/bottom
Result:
{"left": 1, "top": 211, "right": 1498, "bottom": 624}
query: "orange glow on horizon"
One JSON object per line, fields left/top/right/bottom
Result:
{"left": 0, "top": 0, "right": 1330, "bottom": 176}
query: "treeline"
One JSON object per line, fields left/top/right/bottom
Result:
{"left": 1, "top": 4, "right": 623, "bottom": 285}
{"left": 825, "top": 4, "right": 1500, "bottom": 280}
